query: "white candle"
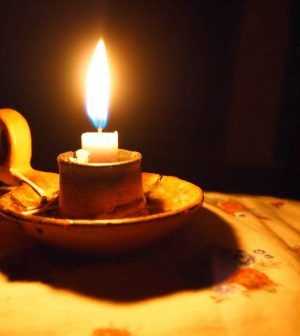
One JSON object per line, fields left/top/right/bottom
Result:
{"left": 83, "top": 39, "right": 118, "bottom": 163}
{"left": 81, "top": 131, "right": 118, "bottom": 163}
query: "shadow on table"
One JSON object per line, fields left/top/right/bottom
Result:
{"left": 0, "top": 207, "right": 242, "bottom": 302}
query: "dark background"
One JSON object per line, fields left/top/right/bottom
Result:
{"left": 0, "top": 0, "right": 299, "bottom": 199}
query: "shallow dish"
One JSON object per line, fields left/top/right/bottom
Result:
{"left": 0, "top": 173, "right": 203, "bottom": 255}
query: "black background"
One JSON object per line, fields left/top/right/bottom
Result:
{"left": 0, "top": 0, "right": 299, "bottom": 199}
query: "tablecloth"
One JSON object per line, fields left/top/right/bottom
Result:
{"left": 0, "top": 192, "right": 299, "bottom": 336}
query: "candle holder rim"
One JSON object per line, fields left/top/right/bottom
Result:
{"left": 57, "top": 149, "right": 142, "bottom": 167}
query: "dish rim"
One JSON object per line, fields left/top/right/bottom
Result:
{"left": 0, "top": 174, "right": 204, "bottom": 228}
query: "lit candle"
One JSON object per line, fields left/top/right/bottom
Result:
{"left": 81, "top": 39, "right": 118, "bottom": 163}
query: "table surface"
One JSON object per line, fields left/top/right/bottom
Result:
{"left": 0, "top": 191, "right": 299, "bottom": 336}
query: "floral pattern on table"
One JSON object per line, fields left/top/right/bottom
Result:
{"left": 290, "top": 246, "right": 300, "bottom": 256}
{"left": 211, "top": 248, "right": 278, "bottom": 302}
{"left": 92, "top": 328, "right": 133, "bottom": 336}
{"left": 270, "top": 201, "right": 285, "bottom": 208}
{"left": 205, "top": 196, "right": 271, "bottom": 220}
{"left": 226, "top": 267, "right": 275, "bottom": 291}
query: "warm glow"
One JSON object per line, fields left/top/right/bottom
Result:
{"left": 86, "top": 39, "right": 110, "bottom": 130}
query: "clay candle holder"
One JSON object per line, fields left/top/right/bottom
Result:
{"left": 57, "top": 149, "right": 147, "bottom": 219}
{"left": 0, "top": 109, "right": 203, "bottom": 255}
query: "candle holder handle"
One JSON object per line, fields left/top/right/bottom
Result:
{"left": 0, "top": 108, "right": 33, "bottom": 185}
{"left": 0, "top": 108, "right": 59, "bottom": 207}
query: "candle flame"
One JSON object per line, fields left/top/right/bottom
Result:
{"left": 86, "top": 39, "right": 110, "bottom": 130}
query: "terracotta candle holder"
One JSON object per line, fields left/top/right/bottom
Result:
{"left": 57, "top": 149, "right": 147, "bottom": 219}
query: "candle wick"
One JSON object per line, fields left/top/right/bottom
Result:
{"left": 97, "top": 127, "right": 103, "bottom": 133}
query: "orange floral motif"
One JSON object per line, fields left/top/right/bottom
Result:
{"left": 218, "top": 201, "right": 248, "bottom": 215}
{"left": 226, "top": 267, "right": 274, "bottom": 290}
{"left": 270, "top": 201, "right": 285, "bottom": 208}
{"left": 92, "top": 328, "right": 132, "bottom": 336}
{"left": 217, "top": 200, "right": 270, "bottom": 220}
{"left": 255, "top": 214, "right": 270, "bottom": 220}
{"left": 291, "top": 247, "right": 300, "bottom": 256}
